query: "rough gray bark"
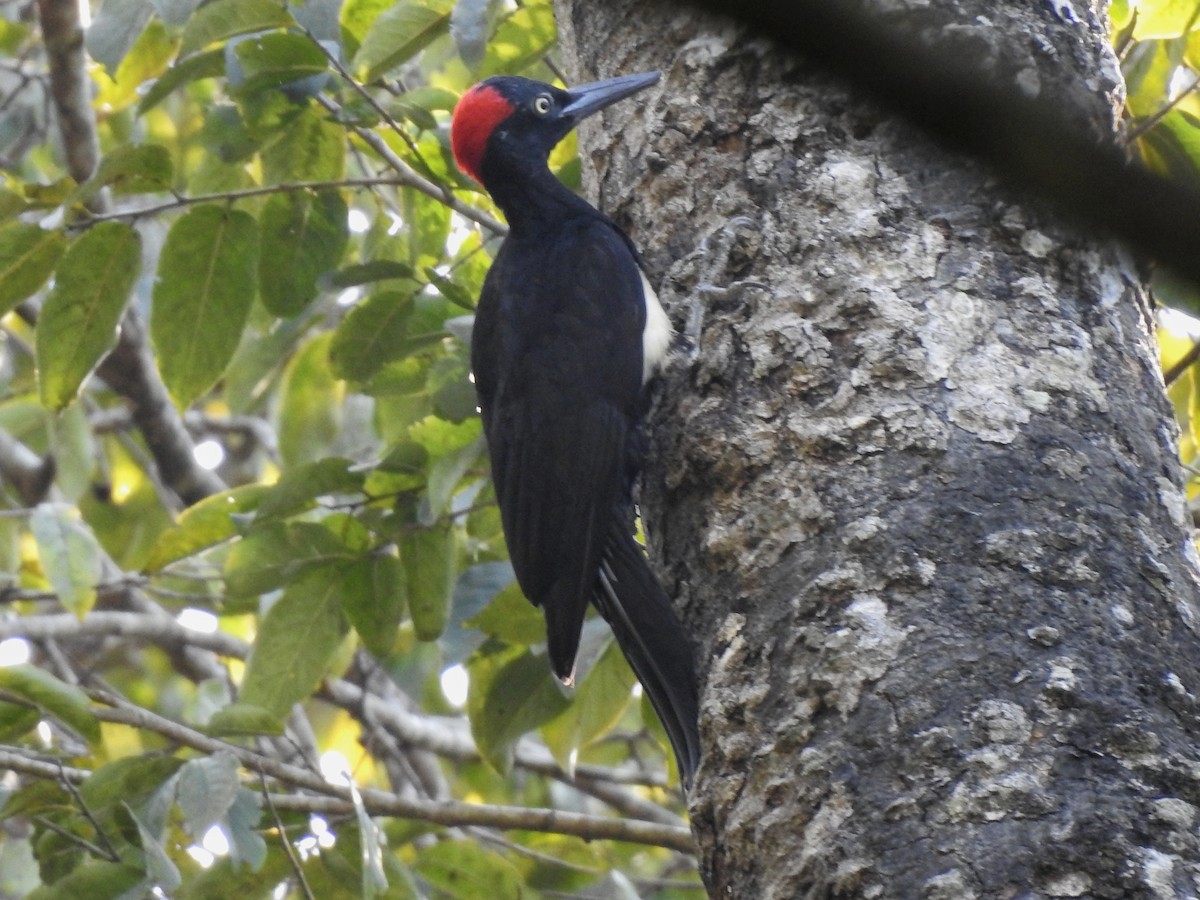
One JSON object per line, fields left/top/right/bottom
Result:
{"left": 555, "top": 1, "right": 1200, "bottom": 896}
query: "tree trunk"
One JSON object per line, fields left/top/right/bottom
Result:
{"left": 554, "top": 1, "right": 1200, "bottom": 896}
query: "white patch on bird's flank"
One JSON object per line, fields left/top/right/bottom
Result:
{"left": 641, "top": 271, "right": 673, "bottom": 382}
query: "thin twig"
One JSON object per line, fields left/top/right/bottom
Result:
{"left": 315, "top": 93, "right": 507, "bottom": 236}
{"left": 78, "top": 697, "right": 693, "bottom": 851}
{"left": 70, "top": 177, "right": 410, "bottom": 226}
{"left": 1125, "top": 68, "right": 1200, "bottom": 145}
{"left": 259, "top": 769, "right": 316, "bottom": 900}
{"left": 296, "top": 24, "right": 425, "bottom": 162}
{"left": 31, "top": 815, "right": 119, "bottom": 862}
{"left": 1164, "top": 336, "right": 1200, "bottom": 387}
{"left": 0, "top": 748, "right": 89, "bottom": 782}
{"left": 58, "top": 761, "right": 122, "bottom": 863}
{"left": 0, "top": 612, "right": 681, "bottom": 819}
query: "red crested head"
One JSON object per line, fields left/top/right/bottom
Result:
{"left": 451, "top": 83, "right": 514, "bottom": 186}
{"left": 450, "top": 72, "right": 660, "bottom": 202}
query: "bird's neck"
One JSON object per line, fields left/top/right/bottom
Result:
{"left": 481, "top": 156, "right": 598, "bottom": 233}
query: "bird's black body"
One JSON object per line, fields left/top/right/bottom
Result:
{"left": 452, "top": 73, "right": 701, "bottom": 784}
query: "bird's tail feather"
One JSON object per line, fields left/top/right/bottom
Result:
{"left": 594, "top": 521, "right": 701, "bottom": 787}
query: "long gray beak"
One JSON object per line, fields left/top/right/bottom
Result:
{"left": 561, "top": 71, "right": 661, "bottom": 120}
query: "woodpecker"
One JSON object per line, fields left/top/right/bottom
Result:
{"left": 451, "top": 72, "right": 701, "bottom": 784}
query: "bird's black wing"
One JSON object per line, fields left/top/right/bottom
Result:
{"left": 472, "top": 217, "right": 645, "bottom": 681}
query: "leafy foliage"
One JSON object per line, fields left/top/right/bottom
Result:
{"left": 1126, "top": 2, "right": 1200, "bottom": 508}
{"left": 0, "top": 0, "right": 697, "bottom": 896}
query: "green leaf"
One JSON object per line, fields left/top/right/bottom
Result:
{"left": 78, "top": 144, "right": 174, "bottom": 201}
{"left": 389, "top": 86, "right": 458, "bottom": 130}
{"left": 440, "top": 561, "right": 514, "bottom": 665}
{"left": 0, "top": 222, "right": 66, "bottom": 316}
{"left": 129, "top": 806, "right": 182, "bottom": 892}
{"left": 37, "top": 222, "right": 141, "bottom": 410}
{"left": 157, "top": 0, "right": 205, "bottom": 26}
{"left": 85, "top": 0, "right": 154, "bottom": 73}
{"left": 99, "top": 17, "right": 177, "bottom": 111}
{"left": 352, "top": 0, "right": 454, "bottom": 83}
{"left": 0, "top": 186, "right": 28, "bottom": 221}
{"left": 224, "top": 521, "right": 351, "bottom": 597}
{"left": 1145, "top": 109, "right": 1200, "bottom": 188}
{"left": 173, "top": 848, "right": 290, "bottom": 898}
{"left": 466, "top": 580, "right": 544, "bottom": 646}
{"left": 206, "top": 702, "right": 284, "bottom": 736}
{"left": 347, "top": 782, "right": 388, "bottom": 898}
{"left": 45, "top": 403, "right": 93, "bottom": 503}
{"left": 199, "top": 103, "right": 261, "bottom": 164}
{"left": 322, "top": 259, "right": 417, "bottom": 289}
{"left": 401, "top": 520, "right": 456, "bottom": 641}
{"left": 341, "top": 554, "right": 407, "bottom": 658}
{"left": 261, "top": 106, "right": 345, "bottom": 183}
{"left": 144, "top": 484, "right": 270, "bottom": 571}
{"left": 80, "top": 755, "right": 186, "bottom": 835}
{"left": 176, "top": 751, "right": 240, "bottom": 838}
{"left": 0, "top": 665, "right": 100, "bottom": 744}
{"left": 467, "top": 643, "right": 569, "bottom": 773}
{"left": 363, "top": 441, "right": 428, "bottom": 497}
{"left": 450, "top": 0, "right": 490, "bottom": 70}
{"left": 0, "top": 19, "right": 30, "bottom": 55}
{"left": 329, "top": 292, "right": 415, "bottom": 382}
{"left": 138, "top": 49, "right": 227, "bottom": 114}
{"left": 238, "top": 564, "right": 350, "bottom": 717}
{"left": 258, "top": 190, "right": 348, "bottom": 316}
{"left": 179, "top": 0, "right": 296, "bottom": 56}
{"left": 151, "top": 205, "right": 259, "bottom": 408}
{"left": 0, "top": 701, "right": 41, "bottom": 742}
{"left": 341, "top": 0, "right": 394, "bottom": 45}
{"left": 278, "top": 331, "right": 342, "bottom": 468}
{"left": 25, "top": 862, "right": 144, "bottom": 900}
{"left": 415, "top": 841, "right": 524, "bottom": 900}
{"left": 402, "top": 187, "right": 450, "bottom": 265}
{"left": 256, "top": 456, "right": 365, "bottom": 520}
{"left": 0, "top": 515, "right": 19, "bottom": 589}
{"left": 478, "top": 0, "right": 556, "bottom": 78}
{"left": 0, "top": 781, "right": 72, "bottom": 824}
{"left": 29, "top": 503, "right": 103, "bottom": 619}
{"left": 231, "top": 31, "right": 329, "bottom": 95}
{"left": 1125, "top": 40, "right": 1178, "bottom": 119}
{"left": 222, "top": 788, "right": 267, "bottom": 868}
{"left": 23, "top": 179, "right": 78, "bottom": 209}
{"left": 1134, "top": 0, "right": 1200, "bottom": 38}
{"left": 423, "top": 267, "right": 476, "bottom": 311}
{"left": 1153, "top": 265, "right": 1200, "bottom": 318}
{"left": 542, "top": 638, "right": 636, "bottom": 770}
{"left": 422, "top": 431, "right": 483, "bottom": 522}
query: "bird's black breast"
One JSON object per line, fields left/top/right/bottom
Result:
{"left": 471, "top": 214, "right": 649, "bottom": 673}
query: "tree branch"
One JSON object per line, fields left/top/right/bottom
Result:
{"left": 93, "top": 313, "right": 226, "bottom": 507}
{"left": 73, "top": 177, "right": 411, "bottom": 227}
{"left": 0, "top": 428, "right": 55, "bottom": 506}
{"left": 0, "top": 747, "right": 89, "bottom": 783}
{"left": 83, "top": 694, "right": 694, "bottom": 852}
{"left": 35, "top": 0, "right": 225, "bottom": 509}
{"left": 0, "top": 611, "right": 686, "bottom": 826}
{"left": 35, "top": 0, "right": 98, "bottom": 187}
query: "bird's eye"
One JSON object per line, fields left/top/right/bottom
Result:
{"left": 532, "top": 94, "right": 552, "bottom": 115}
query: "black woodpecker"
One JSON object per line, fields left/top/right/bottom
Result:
{"left": 450, "top": 72, "right": 701, "bottom": 785}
